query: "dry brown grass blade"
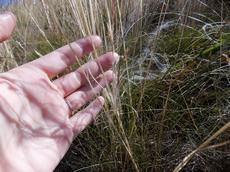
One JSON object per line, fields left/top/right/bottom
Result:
{"left": 173, "top": 120, "right": 230, "bottom": 172}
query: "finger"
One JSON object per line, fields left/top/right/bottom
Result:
{"left": 28, "top": 35, "right": 102, "bottom": 78}
{"left": 70, "top": 96, "right": 104, "bottom": 134}
{"left": 53, "top": 52, "right": 119, "bottom": 97}
{"left": 0, "top": 12, "right": 16, "bottom": 42}
{"left": 65, "top": 70, "right": 114, "bottom": 112}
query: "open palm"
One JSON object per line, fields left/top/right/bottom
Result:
{"left": 0, "top": 13, "right": 118, "bottom": 172}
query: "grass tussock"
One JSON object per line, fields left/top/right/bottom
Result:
{"left": 1, "top": 0, "right": 230, "bottom": 171}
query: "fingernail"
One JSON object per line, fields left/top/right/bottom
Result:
{"left": 90, "top": 35, "right": 102, "bottom": 47}
{"left": 1, "top": 11, "right": 12, "bottom": 17}
{"left": 106, "top": 70, "right": 116, "bottom": 81}
{"left": 0, "top": 11, "right": 16, "bottom": 21}
{"left": 113, "top": 52, "right": 120, "bottom": 63}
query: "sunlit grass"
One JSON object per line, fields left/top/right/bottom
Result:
{"left": 1, "top": 0, "right": 230, "bottom": 171}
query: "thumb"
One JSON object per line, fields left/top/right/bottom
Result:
{"left": 0, "top": 12, "right": 16, "bottom": 42}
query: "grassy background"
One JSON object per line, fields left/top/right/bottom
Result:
{"left": 1, "top": 0, "right": 230, "bottom": 171}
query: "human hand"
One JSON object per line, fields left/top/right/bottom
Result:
{"left": 0, "top": 12, "right": 119, "bottom": 172}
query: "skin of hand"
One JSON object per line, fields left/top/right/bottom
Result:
{"left": 0, "top": 12, "right": 119, "bottom": 172}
